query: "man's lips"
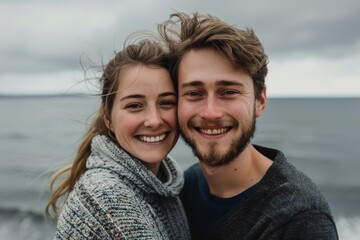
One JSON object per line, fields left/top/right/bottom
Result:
{"left": 196, "top": 127, "right": 231, "bottom": 135}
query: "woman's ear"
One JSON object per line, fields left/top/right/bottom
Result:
{"left": 255, "top": 87, "right": 267, "bottom": 117}
{"left": 103, "top": 113, "right": 112, "bottom": 131}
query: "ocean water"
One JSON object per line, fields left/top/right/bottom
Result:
{"left": 0, "top": 96, "right": 359, "bottom": 239}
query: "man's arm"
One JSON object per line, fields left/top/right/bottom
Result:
{"left": 270, "top": 210, "right": 338, "bottom": 240}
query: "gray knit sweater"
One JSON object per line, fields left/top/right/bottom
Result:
{"left": 55, "top": 135, "right": 190, "bottom": 239}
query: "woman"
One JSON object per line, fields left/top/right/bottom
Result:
{"left": 45, "top": 39, "right": 190, "bottom": 239}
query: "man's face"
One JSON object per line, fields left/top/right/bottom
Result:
{"left": 177, "top": 48, "right": 266, "bottom": 167}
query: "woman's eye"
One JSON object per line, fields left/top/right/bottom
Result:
{"left": 161, "top": 100, "right": 177, "bottom": 107}
{"left": 125, "top": 103, "right": 142, "bottom": 110}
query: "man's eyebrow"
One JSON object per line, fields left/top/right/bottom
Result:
{"left": 216, "top": 80, "right": 245, "bottom": 87}
{"left": 180, "top": 80, "right": 245, "bottom": 88}
{"left": 180, "top": 81, "right": 204, "bottom": 88}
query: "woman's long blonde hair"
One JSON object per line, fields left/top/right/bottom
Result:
{"left": 45, "top": 39, "right": 170, "bottom": 218}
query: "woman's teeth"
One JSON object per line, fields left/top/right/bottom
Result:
{"left": 139, "top": 133, "right": 166, "bottom": 143}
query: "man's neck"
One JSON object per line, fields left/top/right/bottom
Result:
{"left": 199, "top": 144, "right": 273, "bottom": 198}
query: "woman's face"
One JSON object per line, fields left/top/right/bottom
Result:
{"left": 105, "top": 65, "right": 178, "bottom": 174}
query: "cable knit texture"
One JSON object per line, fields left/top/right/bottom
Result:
{"left": 55, "top": 135, "right": 190, "bottom": 239}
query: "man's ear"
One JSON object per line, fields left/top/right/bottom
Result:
{"left": 255, "top": 87, "right": 267, "bottom": 117}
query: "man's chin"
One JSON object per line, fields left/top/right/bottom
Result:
{"left": 181, "top": 135, "right": 237, "bottom": 166}
{"left": 197, "top": 138, "right": 252, "bottom": 167}
{"left": 196, "top": 146, "right": 236, "bottom": 167}
{"left": 199, "top": 153, "right": 235, "bottom": 167}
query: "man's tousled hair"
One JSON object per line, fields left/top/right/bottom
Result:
{"left": 158, "top": 12, "right": 268, "bottom": 98}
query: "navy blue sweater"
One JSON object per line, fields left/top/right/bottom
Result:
{"left": 181, "top": 145, "right": 338, "bottom": 240}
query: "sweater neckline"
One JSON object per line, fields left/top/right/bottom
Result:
{"left": 86, "top": 135, "right": 184, "bottom": 197}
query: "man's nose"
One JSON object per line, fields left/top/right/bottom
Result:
{"left": 199, "top": 96, "right": 224, "bottom": 120}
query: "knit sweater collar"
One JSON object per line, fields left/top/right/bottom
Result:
{"left": 86, "top": 135, "right": 184, "bottom": 197}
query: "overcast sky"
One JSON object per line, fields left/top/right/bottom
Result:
{"left": 1, "top": 0, "right": 359, "bottom": 97}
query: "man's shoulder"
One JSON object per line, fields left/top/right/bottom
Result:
{"left": 182, "top": 163, "right": 203, "bottom": 196}
{"left": 255, "top": 144, "right": 320, "bottom": 193}
{"left": 254, "top": 146, "right": 334, "bottom": 219}
{"left": 184, "top": 162, "right": 201, "bottom": 179}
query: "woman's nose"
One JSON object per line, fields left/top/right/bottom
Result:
{"left": 144, "top": 108, "right": 163, "bottom": 128}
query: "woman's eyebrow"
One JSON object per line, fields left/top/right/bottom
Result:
{"left": 120, "top": 92, "right": 176, "bottom": 101}
{"left": 120, "top": 94, "right": 144, "bottom": 101}
{"left": 159, "top": 92, "right": 176, "bottom": 97}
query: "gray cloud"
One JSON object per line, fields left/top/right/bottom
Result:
{"left": 1, "top": 0, "right": 359, "bottom": 75}
{"left": 203, "top": 0, "right": 360, "bottom": 58}
{"left": 258, "top": 1, "right": 360, "bottom": 57}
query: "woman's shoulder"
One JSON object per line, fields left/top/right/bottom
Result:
{"left": 56, "top": 168, "right": 159, "bottom": 239}
{"left": 59, "top": 169, "right": 145, "bottom": 227}
{"left": 75, "top": 168, "right": 136, "bottom": 200}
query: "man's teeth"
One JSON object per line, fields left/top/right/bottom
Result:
{"left": 200, "top": 128, "right": 228, "bottom": 135}
{"left": 139, "top": 134, "right": 166, "bottom": 143}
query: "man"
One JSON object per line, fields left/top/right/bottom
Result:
{"left": 159, "top": 12, "right": 338, "bottom": 239}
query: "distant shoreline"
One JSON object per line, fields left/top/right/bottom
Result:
{"left": 0, "top": 93, "right": 97, "bottom": 99}
{"left": 0, "top": 94, "right": 359, "bottom": 99}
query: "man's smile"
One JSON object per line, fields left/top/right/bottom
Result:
{"left": 197, "top": 127, "right": 231, "bottom": 135}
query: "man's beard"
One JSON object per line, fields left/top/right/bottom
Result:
{"left": 180, "top": 112, "right": 256, "bottom": 167}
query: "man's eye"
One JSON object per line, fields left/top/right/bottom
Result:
{"left": 185, "top": 91, "right": 202, "bottom": 97}
{"left": 221, "top": 90, "right": 239, "bottom": 96}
